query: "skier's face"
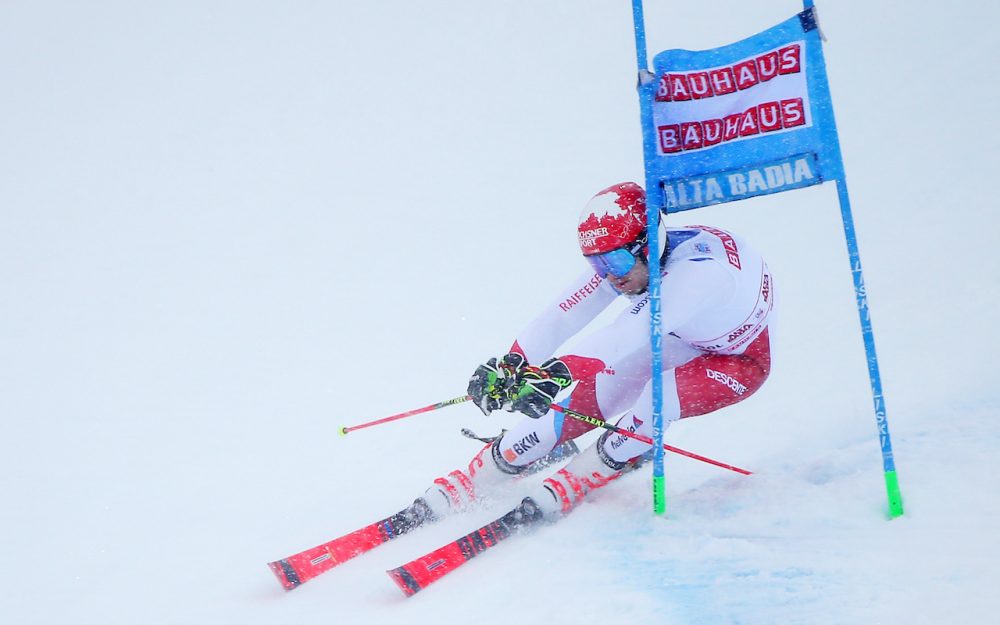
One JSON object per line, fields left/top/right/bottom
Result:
{"left": 605, "top": 258, "right": 648, "bottom": 295}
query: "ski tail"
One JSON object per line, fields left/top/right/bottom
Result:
{"left": 387, "top": 497, "right": 543, "bottom": 597}
{"left": 268, "top": 499, "right": 434, "bottom": 590}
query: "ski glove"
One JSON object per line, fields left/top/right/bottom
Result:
{"left": 467, "top": 352, "right": 527, "bottom": 416}
{"left": 508, "top": 357, "right": 573, "bottom": 419}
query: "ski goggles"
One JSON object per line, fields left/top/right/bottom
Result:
{"left": 585, "top": 247, "right": 637, "bottom": 278}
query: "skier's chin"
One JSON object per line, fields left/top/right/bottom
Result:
{"left": 614, "top": 278, "right": 647, "bottom": 295}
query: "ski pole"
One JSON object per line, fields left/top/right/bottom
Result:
{"left": 339, "top": 395, "right": 471, "bottom": 436}
{"left": 549, "top": 403, "right": 752, "bottom": 476}
{"left": 340, "top": 395, "right": 751, "bottom": 475}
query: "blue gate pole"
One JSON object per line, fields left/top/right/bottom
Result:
{"left": 804, "top": 0, "right": 903, "bottom": 518}
{"left": 630, "top": 0, "right": 666, "bottom": 516}
{"left": 835, "top": 178, "right": 904, "bottom": 518}
{"left": 631, "top": 0, "right": 649, "bottom": 72}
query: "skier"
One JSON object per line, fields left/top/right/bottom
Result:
{"left": 421, "top": 182, "right": 775, "bottom": 519}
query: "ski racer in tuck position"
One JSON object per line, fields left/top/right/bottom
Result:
{"left": 422, "top": 182, "right": 776, "bottom": 519}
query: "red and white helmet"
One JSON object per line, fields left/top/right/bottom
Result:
{"left": 576, "top": 182, "right": 647, "bottom": 255}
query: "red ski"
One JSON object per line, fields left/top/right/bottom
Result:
{"left": 268, "top": 499, "right": 434, "bottom": 590}
{"left": 387, "top": 497, "right": 543, "bottom": 597}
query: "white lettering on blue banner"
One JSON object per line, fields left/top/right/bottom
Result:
{"left": 662, "top": 153, "right": 820, "bottom": 211}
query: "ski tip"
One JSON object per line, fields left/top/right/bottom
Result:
{"left": 338, "top": 426, "right": 348, "bottom": 437}
{"left": 268, "top": 559, "right": 302, "bottom": 591}
{"left": 386, "top": 566, "right": 422, "bottom": 597}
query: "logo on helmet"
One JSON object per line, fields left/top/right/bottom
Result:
{"left": 578, "top": 227, "right": 609, "bottom": 250}
{"left": 577, "top": 183, "right": 647, "bottom": 255}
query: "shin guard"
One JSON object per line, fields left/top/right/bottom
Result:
{"left": 421, "top": 440, "right": 521, "bottom": 518}
{"left": 529, "top": 432, "right": 624, "bottom": 518}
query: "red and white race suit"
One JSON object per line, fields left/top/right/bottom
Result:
{"left": 497, "top": 225, "right": 775, "bottom": 467}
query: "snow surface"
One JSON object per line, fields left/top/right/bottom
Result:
{"left": 2, "top": 1, "right": 998, "bottom": 624}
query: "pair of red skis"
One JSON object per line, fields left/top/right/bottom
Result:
{"left": 268, "top": 438, "right": 580, "bottom": 597}
{"left": 268, "top": 495, "right": 544, "bottom": 597}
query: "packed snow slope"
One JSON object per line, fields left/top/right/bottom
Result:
{"left": 2, "top": 1, "right": 998, "bottom": 624}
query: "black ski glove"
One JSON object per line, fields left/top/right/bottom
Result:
{"left": 467, "top": 352, "right": 526, "bottom": 416}
{"left": 508, "top": 357, "right": 573, "bottom": 419}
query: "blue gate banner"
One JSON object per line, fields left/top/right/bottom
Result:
{"left": 640, "top": 9, "right": 843, "bottom": 212}
{"left": 632, "top": 2, "right": 903, "bottom": 518}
